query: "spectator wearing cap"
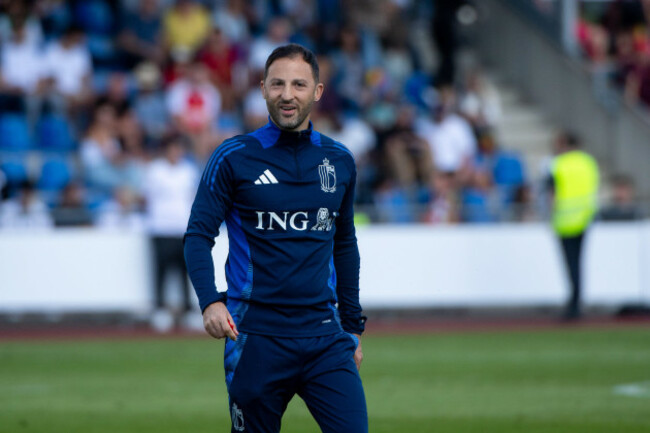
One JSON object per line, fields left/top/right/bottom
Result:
{"left": 133, "top": 62, "right": 169, "bottom": 143}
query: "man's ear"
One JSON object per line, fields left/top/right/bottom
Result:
{"left": 260, "top": 80, "right": 266, "bottom": 99}
{"left": 314, "top": 82, "right": 324, "bottom": 102}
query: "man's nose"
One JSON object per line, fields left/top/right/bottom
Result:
{"left": 281, "top": 85, "right": 294, "bottom": 101}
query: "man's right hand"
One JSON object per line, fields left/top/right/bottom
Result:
{"left": 202, "top": 302, "right": 239, "bottom": 341}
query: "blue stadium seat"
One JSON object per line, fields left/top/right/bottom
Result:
{"left": 74, "top": 0, "right": 113, "bottom": 35}
{"left": 37, "top": 115, "right": 75, "bottom": 151}
{"left": 38, "top": 158, "right": 71, "bottom": 191}
{"left": 493, "top": 151, "right": 525, "bottom": 187}
{"left": 0, "top": 114, "right": 32, "bottom": 150}
{"left": 0, "top": 160, "right": 28, "bottom": 186}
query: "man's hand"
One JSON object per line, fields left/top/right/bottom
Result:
{"left": 202, "top": 302, "right": 239, "bottom": 340}
{"left": 353, "top": 334, "right": 363, "bottom": 370}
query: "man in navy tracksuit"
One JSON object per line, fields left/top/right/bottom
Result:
{"left": 184, "top": 44, "right": 367, "bottom": 433}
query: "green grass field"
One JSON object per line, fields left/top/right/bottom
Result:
{"left": 2, "top": 325, "right": 649, "bottom": 433}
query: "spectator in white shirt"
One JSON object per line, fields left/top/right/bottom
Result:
{"left": 459, "top": 69, "right": 502, "bottom": 131}
{"left": 416, "top": 87, "right": 477, "bottom": 175}
{"left": 41, "top": 25, "right": 93, "bottom": 111}
{"left": 142, "top": 134, "right": 200, "bottom": 331}
{"left": 248, "top": 16, "right": 291, "bottom": 73}
{"left": 96, "top": 187, "right": 145, "bottom": 231}
{"left": 212, "top": 0, "right": 251, "bottom": 48}
{"left": 0, "top": 181, "right": 53, "bottom": 231}
{"left": 0, "top": 18, "right": 46, "bottom": 122}
{"left": 0, "top": 1, "right": 43, "bottom": 47}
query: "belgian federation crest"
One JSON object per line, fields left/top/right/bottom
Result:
{"left": 231, "top": 403, "right": 245, "bottom": 431}
{"left": 318, "top": 158, "right": 336, "bottom": 193}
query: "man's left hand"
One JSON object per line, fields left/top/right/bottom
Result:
{"left": 352, "top": 334, "right": 363, "bottom": 370}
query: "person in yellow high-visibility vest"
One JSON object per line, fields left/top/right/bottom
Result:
{"left": 549, "top": 132, "right": 599, "bottom": 320}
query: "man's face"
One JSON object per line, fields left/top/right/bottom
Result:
{"left": 261, "top": 56, "right": 323, "bottom": 131}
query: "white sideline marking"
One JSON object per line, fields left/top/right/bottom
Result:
{"left": 5, "top": 383, "right": 52, "bottom": 395}
{"left": 613, "top": 381, "right": 650, "bottom": 398}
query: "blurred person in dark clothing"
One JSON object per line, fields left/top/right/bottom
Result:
{"left": 624, "top": 46, "right": 650, "bottom": 107}
{"left": 51, "top": 182, "right": 94, "bottom": 227}
{"left": 548, "top": 132, "right": 600, "bottom": 321}
{"left": 330, "top": 25, "right": 370, "bottom": 111}
{"left": 117, "top": 0, "right": 165, "bottom": 68}
{"left": 432, "top": 0, "right": 464, "bottom": 86}
{"left": 0, "top": 170, "right": 7, "bottom": 201}
{"left": 600, "top": 174, "right": 642, "bottom": 221}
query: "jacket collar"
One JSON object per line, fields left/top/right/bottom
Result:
{"left": 248, "top": 117, "right": 321, "bottom": 149}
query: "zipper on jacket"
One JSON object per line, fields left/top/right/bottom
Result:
{"left": 293, "top": 145, "right": 302, "bottom": 179}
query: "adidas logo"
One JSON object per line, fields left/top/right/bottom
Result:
{"left": 254, "top": 169, "right": 279, "bottom": 185}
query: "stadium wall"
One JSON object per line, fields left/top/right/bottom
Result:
{"left": 1, "top": 222, "right": 649, "bottom": 312}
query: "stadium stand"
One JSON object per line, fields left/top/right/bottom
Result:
{"left": 0, "top": 0, "right": 647, "bottom": 229}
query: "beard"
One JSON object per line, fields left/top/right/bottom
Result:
{"left": 266, "top": 98, "right": 314, "bottom": 131}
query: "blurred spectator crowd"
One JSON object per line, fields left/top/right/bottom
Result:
{"left": 0, "top": 0, "right": 551, "bottom": 229}
{"left": 577, "top": 0, "right": 650, "bottom": 108}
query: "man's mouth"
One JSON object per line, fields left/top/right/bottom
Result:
{"left": 279, "top": 105, "right": 297, "bottom": 116}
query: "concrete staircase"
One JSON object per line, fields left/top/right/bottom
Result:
{"left": 491, "top": 82, "right": 555, "bottom": 182}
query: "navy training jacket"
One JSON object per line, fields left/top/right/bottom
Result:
{"left": 184, "top": 120, "right": 365, "bottom": 337}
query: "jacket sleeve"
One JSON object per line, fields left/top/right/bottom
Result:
{"left": 184, "top": 151, "right": 235, "bottom": 312}
{"left": 333, "top": 158, "right": 366, "bottom": 335}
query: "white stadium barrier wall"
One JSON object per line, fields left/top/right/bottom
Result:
{"left": 1, "top": 223, "right": 649, "bottom": 312}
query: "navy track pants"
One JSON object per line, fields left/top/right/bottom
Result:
{"left": 224, "top": 332, "right": 367, "bottom": 433}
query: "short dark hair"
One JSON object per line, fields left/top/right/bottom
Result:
{"left": 563, "top": 130, "right": 581, "bottom": 148}
{"left": 264, "top": 44, "right": 320, "bottom": 82}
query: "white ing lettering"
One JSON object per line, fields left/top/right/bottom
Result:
{"left": 255, "top": 211, "right": 264, "bottom": 230}
{"left": 289, "top": 212, "right": 309, "bottom": 231}
{"left": 268, "top": 211, "right": 289, "bottom": 230}
{"left": 256, "top": 211, "right": 309, "bottom": 231}
{"left": 255, "top": 210, "right": 335, "bottom": 231}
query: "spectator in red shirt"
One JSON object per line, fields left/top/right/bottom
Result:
{"left": 198, "top": 28, "right": 238, "bottom": 110}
